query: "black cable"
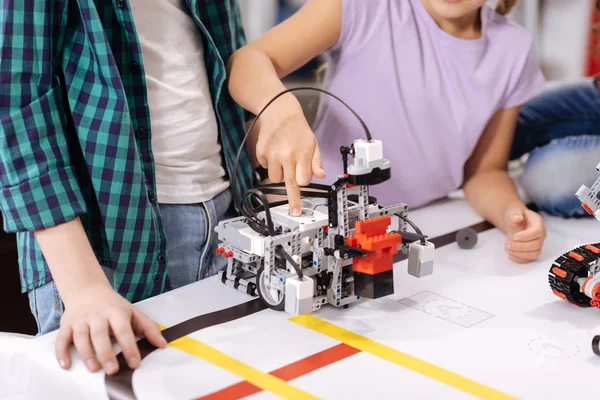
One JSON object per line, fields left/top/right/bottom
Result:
{"left": 396, "top": 214, "right": 426, "bottom": 245}
{"left": 276, "top": 246, "right": 304, "bottom": 279}
{"left": 259, "top": 182, "right": 332, "bottom": 191}
{"left": 253, "top": 188, "right": 330, "bottom": 199}
{"left": 245, "top": 189, "right": 276, "bottom": 236}
{"left": 231, "top": 87, "right": 373, "bottom": 236}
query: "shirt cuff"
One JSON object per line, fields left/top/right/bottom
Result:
{"left": 0, "top": 166, "right": 87, "bottom": 232}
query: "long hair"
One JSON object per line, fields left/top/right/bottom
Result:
{"left": 495, "top": 0, "right": 518, "bottom": 16}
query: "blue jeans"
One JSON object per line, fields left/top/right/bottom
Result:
{"left": 27, "top": 188, "right": 235, "bottom": 334}
{"left": 511, "top": 78, "right": 600, "bottom": 217}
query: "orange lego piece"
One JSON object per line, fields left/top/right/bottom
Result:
{"left": 582, "top": 202, "right": 594, "bottom": 215}
{"left": 551, "top": 267, "right": 567, "bottom": 279}
{"left": 586, "top": 244, "right": 600, "bottom": 254}
{"left": 354, "top": 215, "right": 390, "bottom": 237}
{"left": 569, "top": 251, "right": 584, "bottom": 262}
{"left": 552, "top": 289, "right": 566, "bottom": 300}
{"left": 592, "top": 282, "right": 600, "bottom": 301}
{"left": 582, "top": 276, "right": 593, "bottom": 294}
{"left": 346, "top": 216, "right": 403, "bottom": 275}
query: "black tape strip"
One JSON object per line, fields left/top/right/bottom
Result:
{"left": 393, "top": 220, "right": 494, "bottom": 263}
{"left": 105, "top": 220, "right": 493, "bottom": 399}
{"left": 105, "top": 299, "right": 266, "bottom": 400}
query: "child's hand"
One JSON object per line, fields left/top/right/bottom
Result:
{"left": 256, "top": 97, "right": 326, "bottom": 215}
{"left": 503, "top": 206, "right": 547, "bottom": 263}
{"left": 55, "top": 282, "right": 167, "bottom": 375}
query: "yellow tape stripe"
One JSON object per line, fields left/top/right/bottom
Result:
{"left": 289, "top": 315, "right": 517, "bottom": 400}
{"left": 161, "top": 325, "right": 319, "bottom": 400}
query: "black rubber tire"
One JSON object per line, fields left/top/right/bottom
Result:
{"left": 456, "top": 228, "right": 478, "bottom": 249}
{"left": 256, "top": 266, "right": 285, "bottom": 311}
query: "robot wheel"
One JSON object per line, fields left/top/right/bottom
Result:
{"left": 256, "top": 266, "right": 286, "bottom": 311}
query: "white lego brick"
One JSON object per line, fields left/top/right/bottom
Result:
{"left": 239, "top": 227, "right": 265, "bottom": 256}
{"left": 269, "top": 204, "right": 329, "bottom": 232}
{"left": 576, "top": 184, "right": 600, "bottom": 220}
{"left": 284, "top": 276, "right": 314, "bottom": 315}
{"left": 407, "top": 241, "right": 435, "bottom": 278}
{"left": 353, "top": 139, "right": 383, "bottom": 165}
{"left": 581, "top": 275, "right": 600, "bottom": 299}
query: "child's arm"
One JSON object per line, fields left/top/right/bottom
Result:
{"left": 227, "top": 0, "right": 341, "bottom": 215}
{"left": 462, "top": 106, "right": 547, "bottom": 263}
{"left": 34, "top": 220, "right": 167, "bottom": 374}
{"left": 0, "top": 3, "right": 165, "bottom": 375}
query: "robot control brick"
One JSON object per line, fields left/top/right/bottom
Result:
{"left": 213, "top": 87, "right": 435, "bottom": 316}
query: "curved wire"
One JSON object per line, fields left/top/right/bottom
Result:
{"left": 231, "top": 87, "right": 373, "bottom": 235}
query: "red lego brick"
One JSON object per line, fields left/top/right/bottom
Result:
{"left": 346, "top": 216, "right": 403, "bottom": 275}
{"left": 354, "top": 215, "right": 391, "bottom": 237}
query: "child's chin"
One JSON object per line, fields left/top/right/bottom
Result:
{"left": 429, "top": 0, "right": 481, "bottom": 18}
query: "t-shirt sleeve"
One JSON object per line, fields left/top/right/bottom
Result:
{"left": 499, "top": 39, "right": 547, "bottom": 109}
{"left": 330, "top": 0, "right": 360, "bottom": 52}
{"left": 330, "top": 0, "right": 389, "bottom": 53}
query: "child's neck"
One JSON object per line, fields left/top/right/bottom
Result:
{"left": 421, "top": 1, "right": 482, "bottom": 40}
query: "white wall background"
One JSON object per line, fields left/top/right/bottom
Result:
{"left": 539, "top": 0, "right": 592, "bottom": 80}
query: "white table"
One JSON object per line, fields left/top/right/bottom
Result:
{"left": 2, "top": 198, "right": 599, "bottom": 400}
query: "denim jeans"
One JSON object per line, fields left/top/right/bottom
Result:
{"left": 512, "top": 78, "right": 600, "bottom": 217}
{"left": 27, "top": 188, "right": 235, "bottom": 334}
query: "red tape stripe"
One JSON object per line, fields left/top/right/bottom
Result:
{"left": 196, "top": 343, "right": 360, "bottom": 399}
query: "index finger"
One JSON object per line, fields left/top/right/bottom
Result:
{"left": 283, "top": 162, "right": 302, "bottom": 216}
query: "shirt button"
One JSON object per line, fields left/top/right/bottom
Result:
{"left": 153, "top": 274, "right": 161, "bottom": 283}
{"left": 148, "top": 191, "right": 156, "bottom": 203}
{"left": 116, "top": 0, "right": 126, "bottom": 8}
{"left": 136, "top": 127, "right": 146, "bottom": 139}
{"left": 158, "top": 253, "right": 166, "bottom": 264}
{"left": 131, "top": 61, "right": 141, "bottom": 73}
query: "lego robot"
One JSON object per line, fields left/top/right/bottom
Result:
{"left": 546, "top": 162, "right": 600, "bottom": 354}
{"left": 215, "top": 138, "right": 435, "bottom": 315}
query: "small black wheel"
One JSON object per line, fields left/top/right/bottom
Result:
{"left": 256, "top": 266, "right": 285, "bottom": 311}
{"left": 343, "top": 304, "right": 349, "bottom": 309}
{"left": 456, "top": 228, "right": 478, "bottom": 250}
{"left": 593, "top": 336, "right": 600, "bottom": 356}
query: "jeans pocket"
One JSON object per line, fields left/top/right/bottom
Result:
{"left": 51, "top": 281, "right": 64, "bottom": 312}
{"left": 214, "top": 188, "right": 233, "bottom": 220}
{"left": 27, "top": 289, "right": 41, "bottom": 334}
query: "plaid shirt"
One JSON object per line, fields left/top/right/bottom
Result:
{"left": 0, "top": 0, "right": 254, "bottom": 302}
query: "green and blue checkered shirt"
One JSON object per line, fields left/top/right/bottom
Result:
{"left": 0, "top": 0, "right": 254, "bottom": 302}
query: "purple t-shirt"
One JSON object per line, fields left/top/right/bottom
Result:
{"left": 312, "top": 0, "right": 546, "bottom": 209}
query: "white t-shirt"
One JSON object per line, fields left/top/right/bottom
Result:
{"left": 129, "top": 0, "right": 229, "bottom": 204}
